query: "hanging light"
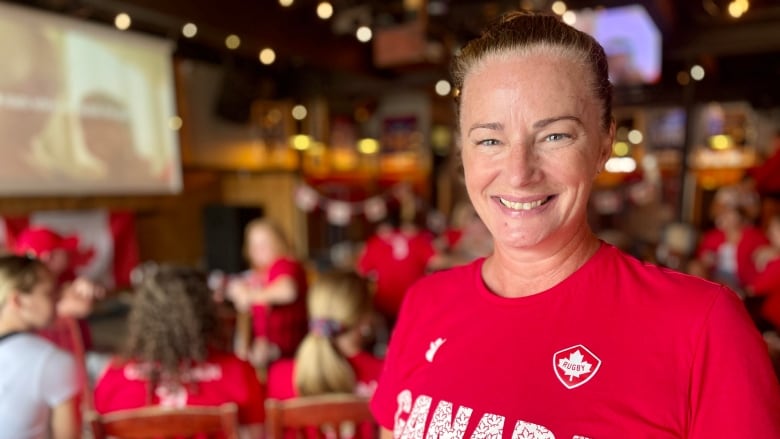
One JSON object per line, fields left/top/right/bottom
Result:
{"left": 114, "top": 13, "right": 131, "bottom": 30}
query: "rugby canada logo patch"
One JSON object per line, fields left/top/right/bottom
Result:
{"left": 553, "top": 344, "right": 602, "bottom": 390}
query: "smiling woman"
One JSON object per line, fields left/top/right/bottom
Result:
{"left": 369, "top": 10, "right": 780, "bottom": 439}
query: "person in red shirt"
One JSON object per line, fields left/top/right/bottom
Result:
{"left": 356, "top": 213, "right": 437, "bottom": 326}
{"left": 94, "top": 265, "right": 264, "bottom": 437}
{"left": 749, "top": 213, "right": 780, "bottom": 331}
{"left": 226, "top": 219, "right": 308, "bottom": 368}
{"left": 267, "top": 271, "right": 381, "bottom": 439}
{"left": 371, "top": 11, "right": 780, "bottom": 439}
{"left": 688, "top": 185, "right": 768, "bottom": 295}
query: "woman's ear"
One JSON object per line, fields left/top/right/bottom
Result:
{"left": 4, "top": 290, "right": 23, "bottom": 311}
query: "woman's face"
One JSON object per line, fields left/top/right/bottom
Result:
{"left": 246, "top": 226, "right": 279, "bottom": 268}
{"left": 459, "top": 51, "right": 613, "bottom": 251}
{"left": 19, "top": 269, "right": 57, "bottom": 329}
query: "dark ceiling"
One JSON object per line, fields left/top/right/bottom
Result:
{"left": 8, "top": 0, "right": 780, "bottom": 106}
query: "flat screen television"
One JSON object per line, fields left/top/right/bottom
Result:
{"left": 0, "top": 2, "right": 181, "bottom": 195}
{"left": 572, "top": 4, "right": 662, "bottom": 86}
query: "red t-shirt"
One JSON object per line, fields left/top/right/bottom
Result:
{"left": 371, "top": 243, "right": 780, "bottom": 438}
{"left": 267, "top": 352, "right": 383, "bottom": 439}
{"left": 696, "top": 226, "right": 768, "bottom": 287}
{"left": 751, "top": 257, "right": 780, "bottom": 329}
{"left": 94, "top": 351, "right": 265, "bottom": 425}
{"left": 266, "top": 351, "right": 384, "bottom": 400}
{"left": 357, "top": 230, "right": 435, "bottom": 319}
{"left": 250, "top": 257, "right": 308, "bottom": 357}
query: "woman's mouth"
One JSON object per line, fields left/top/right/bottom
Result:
{"left": 497, "top": 195, "right": 554, "bottom": 211}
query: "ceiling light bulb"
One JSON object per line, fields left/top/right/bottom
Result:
{"left": 279, "top": 0, "right": 294, "bottom": 6}
{"left": 317, "top": 2, "right": 334, "bottom": 20}
{"left": 562, "top": 11, "right": 577, "bottom": 25}
{"left": 292, "top": 105, "right": 308, "bottom": 120}
{"left": 690, "top": 65, "right": 705, "bottom": 81}
{"left": 551, "top": 1, "right": 567, "bottom": 15}
{"left": 225, "top": 34, "right": 241, "bottom": 50}
{"left": 182, "top": 23, "right": 197, "bottom": 38}
{"left": 114, "top": 13, "right": 131, "bottom": 30}
{"left": 435, "top": 79, "right": 452, "bottom": 96}
{"left": 259, "top": 48, "right": 276, "bottom": 65}
{"left": 356, "top": 26, "right": 372, "bottom": 43}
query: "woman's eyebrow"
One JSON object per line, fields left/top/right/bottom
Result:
{"left": 532, "top": 115, "right": 583, "bottom": 129}
{"left": 467, "top": 122, "right": 503, "bottom": 136}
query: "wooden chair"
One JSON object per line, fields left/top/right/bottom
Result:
{"left": 265, "top": 394, "right": 375, "bottom": 439}
{"left": 88, "top": 403, "right": 240, "bottom": 439}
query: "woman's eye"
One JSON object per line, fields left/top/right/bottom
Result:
{"left": 476, "top": 138, "right": 500, "bottom": 146}
{"left": 544, "top": 133, "right": 570, "bottom": 142}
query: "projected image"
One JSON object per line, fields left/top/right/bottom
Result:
{"left": 572, "top": 5, "right": 662, "bottom": 86}
{"left": 0, "top": 3, "right": 180, "bottom": 195}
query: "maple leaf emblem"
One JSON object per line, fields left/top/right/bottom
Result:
{"left": 553, "top": 344, "right": 602, "bottom": 389}
{"left": 557, "top": 350, "right": 592, "bottom": 381}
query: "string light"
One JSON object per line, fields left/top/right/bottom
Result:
{"left": 435, "top": 79, "right": 452, "bottom": 96}
{"left": 168, "top": 116, "right": 183, "bottom": 131}
{"left": 356, "top": 26, "right": 372, "bottom": 43}
{"left": 182, "top": 23, "right": 197, "bottom": 38}
{"left": 114, "top": 13, "right": 131, "bottom": 30}
{"left": 292, "top": 105, "right": 308, "bottom": 120}
{"left": 225, "top": 34, "right": 241, "bottom": 50}
{"left": 317, "top": 2, "right": 334, "bottom": 20}
{"left": 627, "top": 130, "right": 643, "bottom": 144}
{"left": 259, "top": 48, "right": 276, "bottom": 65}
{"left": 279, "top": 0, "right": 294, "bottom": 6}
{"left": 562, "top": 10, "right": 576, "bottom": 25}
{"left": 690, "top": 65, "right": 705, "bottom": 81}
{"left": 551, "top": 1, "right": 567, "bottom": 15}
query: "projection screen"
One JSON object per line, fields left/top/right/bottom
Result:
{"left": 0, "top": 2, "right": 181, "bottom": 195}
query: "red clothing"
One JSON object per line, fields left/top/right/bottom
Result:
{"left": 696, "top": 226, "right": 768, "bottom": 287}
{"left": 250, "top": 258, "right": 308, "bottom": 357}
{"left": 357, "top": 229, "right": 435, "bottom": 319}
{"left": 751, "top": 148, "right": 780, "bottom": 194}
{"left": 371, "top": 244, "right": 780, "bottom": 438}
{"left": 751, "top": 258, "right": 780, "bottom": 329}
{"left": 94, "top": 351, "right": 265, "bottom": 425}
{"left": 266, "top": 351, "right": 384, "bottom": 400}
{"left": 267, "top": 352, "right": 383, "bottom": 439}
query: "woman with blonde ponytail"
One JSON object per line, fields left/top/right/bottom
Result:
{"left": 267, "top": 271, "right": 382, "bottom": 400}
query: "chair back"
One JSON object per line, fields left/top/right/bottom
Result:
{"left": 265, "top": 394, "right": 375, "bottom": 439}
{"left": 89, "top": 403, "right": 240, "bottom": 439}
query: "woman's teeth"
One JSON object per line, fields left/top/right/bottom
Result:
{"left": 499, "top": 197, "right": 547, "bottom": 211}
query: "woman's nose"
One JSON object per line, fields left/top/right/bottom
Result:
{"left": 506, "top": 143, "right": 539, "bottom": 187}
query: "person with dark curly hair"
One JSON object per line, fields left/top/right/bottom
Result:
{"left": 94, "top": 264, "right": 264, "bottom": 438}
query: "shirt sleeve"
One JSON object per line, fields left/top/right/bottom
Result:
{"left": 40, "top": 347, "right": 81, "bottom": 407}
{"left": 688, "top": 287, "right": 780, "bottom": 437}
{"left": 267, "top": 258, "right": 296, "bottom": 282}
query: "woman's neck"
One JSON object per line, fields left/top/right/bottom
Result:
{"left": 483, "top": 230, "right": 601, "bottom": 298}
{"left": 0, "top": 312, "right": 29, "bottom": 335}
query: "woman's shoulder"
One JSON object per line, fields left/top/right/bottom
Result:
{"left": 602, "top": 244, "right": 732, "bottom": 308}
{"left": 7, "top": 333, "right": 74, "bottom": 365}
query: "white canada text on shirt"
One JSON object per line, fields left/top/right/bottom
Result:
{"left": 393, "top": 389, "right": 591, "bottom": 439}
